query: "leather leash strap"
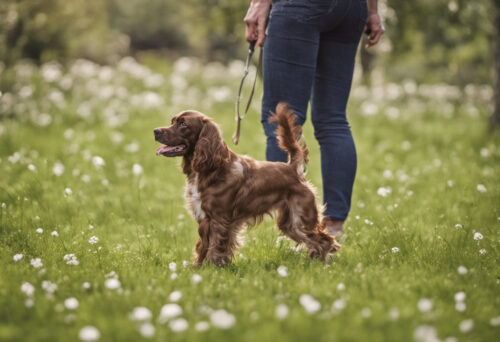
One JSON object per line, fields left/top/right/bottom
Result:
{"left": 233, "top": 40, "right": 262, "bottom": 145}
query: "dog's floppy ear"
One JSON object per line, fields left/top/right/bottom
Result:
{"left": 192, "top": 119, "right": 230, "bottom": 173}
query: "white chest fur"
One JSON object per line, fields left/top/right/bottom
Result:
{"left": 186, "top": 174, "right": 205, "bottom": 222}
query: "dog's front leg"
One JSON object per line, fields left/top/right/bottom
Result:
{"left": 194, "top": 218, "right": 210, "bottom": 266}
{"left": 205, "top": 219, "right": 234, "bottom": 266}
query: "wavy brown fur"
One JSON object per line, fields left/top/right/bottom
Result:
{"left": 154, "top": 104, "right": 340, "bottom": 266}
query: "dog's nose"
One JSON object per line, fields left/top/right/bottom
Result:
{"left": 154, "top": 128, "right": 161, "bottom": 140}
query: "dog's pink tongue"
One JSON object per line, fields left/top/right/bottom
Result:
{"left": 156, "top": 145, "right": 173, "bottom": 156}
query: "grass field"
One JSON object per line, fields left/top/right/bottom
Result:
{"left": 0, "top": 57, "right": 499, "bottom": 342}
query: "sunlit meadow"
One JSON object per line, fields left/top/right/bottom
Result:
{"left": 0, "top": 56, "right": 498, "bottom": 342}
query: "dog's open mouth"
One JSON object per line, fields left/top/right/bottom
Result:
{"left": 156, "top": 144, "right": 186, "bottom": 157}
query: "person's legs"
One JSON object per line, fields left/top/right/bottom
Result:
{"left": 261, "top": 13, "right": 319, "bottom": 162}
{"left": 311, "top": 0, "right": 367, "bottom": 229}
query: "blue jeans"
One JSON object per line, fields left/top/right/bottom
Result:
{"left": 261, "top": 0, "right": 367, "bottom": 221}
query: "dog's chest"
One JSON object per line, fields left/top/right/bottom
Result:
{"left": 186, "top": 175, "right": 205, "bottom": 221}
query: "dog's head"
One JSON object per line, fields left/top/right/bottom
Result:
{"left": 154, "top": 110, "right": 229, "bottom": 172}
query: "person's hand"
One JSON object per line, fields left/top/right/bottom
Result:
{"left": 244, "top": 0, "right": 271, "bottom": 47}
{"left": 364, "top": 13, "right": 385, "bottom": 48}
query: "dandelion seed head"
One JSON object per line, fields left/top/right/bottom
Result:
{"left": 417, "top": 298, "right": 432, "bottom": 313}
{"left": 65, "top": 297, "right": 79, "bottom": 310}
{"left": 459, "top": 319, "right": 473, "bottom": 333}
{"left": 158, "top": 304, "right": 182, "bottom": 323}
{"left": 191, "top": 274, "right": 202, "bottom": 284}
{"left": 79, "top": 326, "right": 100, "bottom": 341}
{"left": 168, "top": 290, "right": 182, "bottom": 302}
{"left": 299, "top": 294, "right": 321, "bottom": 314}
{"left": 169, "top": 318, "right": 188, "bottom": 332}
{"left": 275, "top": 304, "right": 289, "bottom": 319}
{"left": 104, "top": 278, "right": 121, "bottom": 290}
{"left": 195, "top": 321, "right": 210, "bottom": 331}
{"left": 139, "top": 322, "right": 155, "bottom": 337}
{"left": 210, "top": 309, "right": 236, "bottom": 329}
{"left": 277, "top": 265, "right": 288, "bottom": 277}
{"left": 130, "top": 306, "right": 152, "bottom": 321}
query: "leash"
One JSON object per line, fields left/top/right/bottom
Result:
{"left": 233, "top": 41, "right": 262, "bottom": 145}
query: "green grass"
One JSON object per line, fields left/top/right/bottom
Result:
{"left": 0, "top": 58, "right": 499, "bottom": 342}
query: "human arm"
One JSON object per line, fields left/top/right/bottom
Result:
{"left": 244, "top": 0, "right": 272, "bottom": 47}
{"left": 364, "top": 0, "right": 385, "bottom": 48}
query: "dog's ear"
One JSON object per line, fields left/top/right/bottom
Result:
{"left": 192, "top": 119, "right": 230, "bottom": 173}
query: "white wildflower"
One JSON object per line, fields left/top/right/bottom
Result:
{"left": 277, "top": 265, "right": 288, "bottom": 277}
{"left": 64, "top": 254, "right": 79, "bottom": 266}
{"left": 105, "top": 278, "right": 121, "bottom": 290}
{"left": 391, "top": 247, "right": 400, "bottom": 253}
{"left": 36, "top": 228, "right": 43, "bottom": 234}
{"left": 195, "top": 321, "right": 210, "bottom": 331}
{"left": 457, "top": 265, "right": 468, "bottom": 275}
{"left": 299, "top": 294, "right": 321, "bottom": 314}
{"left": 455, "top": 302, "right": 466, "bottom": 312}
{"left": 65, "top": 297, "right": 79, "bottom": 310}
{"left": 332, "top": 298, "right": 347, "bottom": 312}
{"left": 454, "top": 291, "right": 465, "bottom": 302}
{"left": 82, "top": 282, "right": 91, "bottom": 290}
{"left": 21, "top": 282, "right": 35, "bottom": 296}
{"left": 88, "top": 236, "right": 99, "bottom": 244}
{"left": 170, "top": 273, "right": 178, "bottom": 280}
{"left": 413, "top": 325, "right": 439, "bottom": 342}
{"left": 130, "top": 307, "right": 152, "bottom": 321}
{"left": 275, "top": 304, "right": 289, "bottom": 319}
{"left": 53, "top": 162, "right": 65, "bottom": 176}
{"left": 479, "top": 248, "right": 486, "bottom": 255}
{"left": 168, "top": 290, "right": 182, "bottom": 302}
{"left": 41, "top": 280, "right": 57, "bottom": 293}
{"left": 388, "top": 308, "right": 399, "bottom": 320}
{"left": 337, "top": 283, "right": 345, "bottom": 291}
{"left": 28, "top": 164, "right": 36, "bottom": 172}
{"left": 210, "top": 309, "right": 236, "bottom": 329}
{"left": 139, "top": 322, "right": 155, "bottom": 337}
{"left": 473, "top": 232, "right": 483, "bottom": 240}
{"left": 92, "top": 156, "right": 105, "bottom": 168}
{"left": 79, "top": 326, "right": 100, "bottom": 341}
{"left": 490, "top": 316, "right": 500, "bottom": 326}
{"left": 132, "top": 163, "right": 143, "bottom": 176}
{"left": 361, "top": 307, "right": 372, "bottom": 318}
{"left": 191, "top": 274, "right": 202, "bottom": 284}
{"left": 476, "top": 184, "right": 487, "bottom": 193}
{"left": 13, "top": 253, "right": 23, "bottom": 262}
{"left": 169, "top": 318, "right": 188, "bottom": 332}
{"left": 459, "top": 319, "right": 473, "bottom": 333}
{"left": 169, "top": 262, "right": 177, "bottom": 272}
{"left": 65, "top": 188, "right": 72, "bottom": 196}
{"left": 30, "top": 258, "right": 43, "bottom": 268}
{"left": 417, "top": 298, "right": 432, "bottom": 313}
{"left": 377, "top": 187, "right": 392, "bottom": 197}
{"left": 51, "top": 231, "right": 59, "bottom": 237}
{"left": 158, "top": 304, "right": 182, "bottom": 323}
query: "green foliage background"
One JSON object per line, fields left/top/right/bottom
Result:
{"left": 0, "top": 0, "right": 496, "bottom": 84}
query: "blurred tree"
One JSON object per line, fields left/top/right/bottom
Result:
{"left": 385, "top": 0, "right": 494, "bottom": 85}
{"left": 492, "top": 1, "right": 499, "bottom": 130}
{"left": 0, "top": 0, "right": 128, "bottom": 65}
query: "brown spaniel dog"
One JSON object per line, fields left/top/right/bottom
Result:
{"left": 154, "top": 103, "right": 340, "bottom": 266}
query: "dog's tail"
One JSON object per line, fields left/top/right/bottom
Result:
{"left": 268, "top": 102, "right": 308, "bottom": 174}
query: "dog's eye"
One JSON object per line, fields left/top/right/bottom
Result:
{"left": 179, "top": 121, "right": 187, "bottom": 127}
